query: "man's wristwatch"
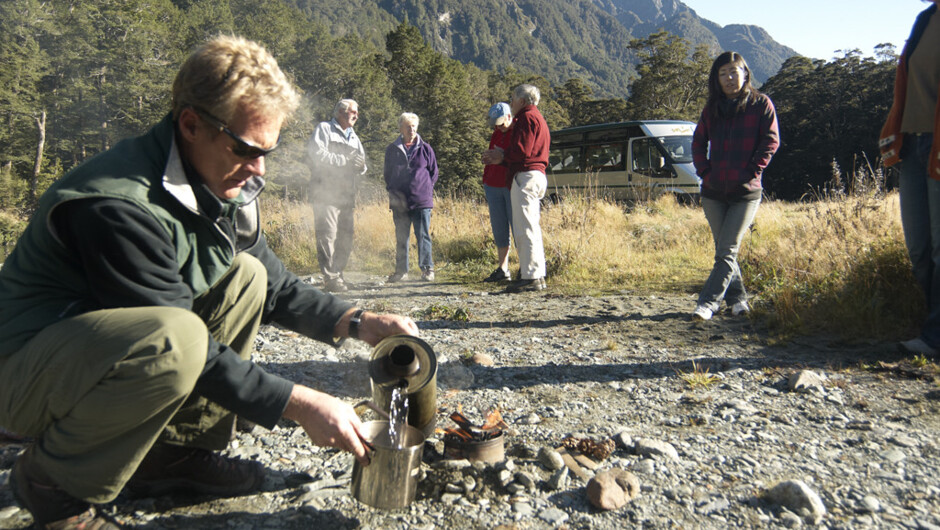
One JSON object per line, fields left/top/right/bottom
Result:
{"left": 349, "top": 309, "right": 364, "bottom": 340}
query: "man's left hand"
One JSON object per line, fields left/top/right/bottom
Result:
{"left": 339, "top": 309, "right": 419, "bottom": 345}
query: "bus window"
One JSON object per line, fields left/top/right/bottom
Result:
{"left": 632, "top": 138, "right": 652, "bottom": 172}
{"left": 632, "top": 138, "right": 673, "bottom": 178}
{"left": 585, "top": 143, "right": 624, "bottom": 172}
{"left": 549, "top": 146, "right": 581, "bottom": 173}
{"left": 656, "top": 136, "right": 693, "bottom": 164}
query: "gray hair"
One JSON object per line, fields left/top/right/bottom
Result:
{"left": 334, "top": 99, "right": 358, "bottom": 118}
{"left": 513, "top": 84, "right": 540, "bottom": 106}
{"left": 398, "top": 112, "right": 419, "bottom": 127}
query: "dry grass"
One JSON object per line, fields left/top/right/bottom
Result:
{"left": 263, "top": 188, "right": 920, "bottom": 341}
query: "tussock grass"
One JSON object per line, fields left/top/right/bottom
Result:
{"left": 263, "top": 188, "right": 920, "bottom": 342}
{"left": 677, "top": 361, "right": 721, "bottom": 390}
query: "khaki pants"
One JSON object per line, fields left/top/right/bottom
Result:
{"left": 0, "top": 254, "right": 266, "bottom": 503}
{"left": 510, "top": 170, "right": 547, "bottom": 280}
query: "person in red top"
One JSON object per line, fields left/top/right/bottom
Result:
{"left": 482, "top": 102, "right": 514, "bottom": 282}
{"left": 482, "top": 84, "right": 550, "bottom": 292}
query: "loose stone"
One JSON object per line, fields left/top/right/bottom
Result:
{"left": 762, "top": 480, "right": 827, "bottom": 524}
{"left": 586, "top": 469, "right": 640, "bottom": 511}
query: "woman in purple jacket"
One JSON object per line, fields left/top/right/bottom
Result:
{"left": 691, "top": 52, "right": 780, "bottom": 321}
{"left": 384, "top": 112, "right": 439, "bottom": 282}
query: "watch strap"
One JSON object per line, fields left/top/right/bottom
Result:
{"left": 349, "top": 309, "right": 364, "bottom": 340}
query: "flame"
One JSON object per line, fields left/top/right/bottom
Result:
{"left": 481, "top": 407, "right": 508, "bottom": 431}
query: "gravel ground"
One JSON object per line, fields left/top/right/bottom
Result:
{"left": 1, "top": 273, "right": 939, "bottom": 529}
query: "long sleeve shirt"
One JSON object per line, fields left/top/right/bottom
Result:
{"left": 383, "top": 134, "right": 439, "bottom": 211}
{"left": 692, "top": 93, "right": 779, "bottom": 201}
{"left": 503, "top": 104, "right": 550, "bottom": 176}
{"left": 880, "top": 4, "right": 940, "bottom": 180}
{"left": 306, "top": 119, "right": 366, "bottom": 205}
{"left": 483, "top": 127, "right": 512, "bottom": 188}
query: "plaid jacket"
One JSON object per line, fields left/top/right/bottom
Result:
{"left": 692, "top": 93, "right": 779, "bottom": 198}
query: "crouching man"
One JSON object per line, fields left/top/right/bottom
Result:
{"left": 0, "top": 35, "right": 417, "bottom": 528}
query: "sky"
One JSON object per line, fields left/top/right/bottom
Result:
{"left": 682, "top": 0, "right": 932, "bottom": 60}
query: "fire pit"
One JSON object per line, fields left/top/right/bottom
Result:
{"left": 441, "top": 408, "right": 507, "bottom": 464}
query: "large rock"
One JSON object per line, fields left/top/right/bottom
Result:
{"left": 762, "top": 480, "right": 827, "bottom": 524}
{"left": 634, "top": 438, "right": 680, "bottom": 461}
{"left": 586, "top": 469, "right": 640, "bottom": 510}
{"left": 788, "top": 370, "right": 825, "bottom": 393}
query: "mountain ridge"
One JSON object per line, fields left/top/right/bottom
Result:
{"left": 289, "top": 0, "right": 798, "bottom": 98}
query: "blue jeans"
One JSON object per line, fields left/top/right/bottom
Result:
{"left": 899, "top": 133, "right": 940, "bottom": 347}
{"left": 484, "top": 184, "right": 513, "bottom": 248}
{"left": 392, "top": 208, "right": 433, "bottom": 274}
{"left": 697, "top": 196, "right": 761, "bottom": 311}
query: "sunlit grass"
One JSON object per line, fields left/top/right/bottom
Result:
{"left": 262, "top": 187, "right": 920, "bottom": 342}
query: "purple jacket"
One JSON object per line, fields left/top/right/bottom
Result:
{"left": 692, "top": 93, "right": 779, "bottom": 199}
{"left": 384, "top": 134, "right": 439, "bottom": 211}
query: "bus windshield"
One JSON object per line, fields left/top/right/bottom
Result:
{"left": 655, "top": 136, "right": 693, "bottom": 164}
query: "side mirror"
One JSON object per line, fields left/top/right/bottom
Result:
{"left": 653, "top": 157, "right": 665, "bottom": 170}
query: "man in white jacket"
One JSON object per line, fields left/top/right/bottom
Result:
{"left": 307, "top": 99, "right": 367, "bottom": 292}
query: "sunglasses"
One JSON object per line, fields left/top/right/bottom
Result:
{"left": 193, "top": 107, "right": 279, "bottom": 159}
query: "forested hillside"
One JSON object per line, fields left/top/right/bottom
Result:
{"left": 0, "top": 0, "right": 900, "bottom": 226}
{"left": 287, "top": 0, "right": 797, "bottom": 97}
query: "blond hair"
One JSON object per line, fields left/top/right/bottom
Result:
{"left": 172, "top": 35, "right": 300, "bottom": 123}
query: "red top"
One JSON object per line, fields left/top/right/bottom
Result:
{"left": 483, "top": 127, "right": 512, "bottom": 188}
{"left": 503, "top": 104, "right": 550, "bottom": 176}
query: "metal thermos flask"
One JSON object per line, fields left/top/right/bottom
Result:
{"left": 369, "top": 335, "right": 437, "bottom": 437}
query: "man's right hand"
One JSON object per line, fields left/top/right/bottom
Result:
{"left": 352, "top": 152, "right": 366, "bottom": 171}
{"left": 282, "top": 385, "right": 370, "bottom": 466}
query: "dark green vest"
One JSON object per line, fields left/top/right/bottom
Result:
{"left": 0, "top": 115, "right": 262, "bottom": 356}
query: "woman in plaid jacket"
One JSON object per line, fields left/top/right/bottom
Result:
{"left": 691, "top": 51, "right": 780, "bottom": 321}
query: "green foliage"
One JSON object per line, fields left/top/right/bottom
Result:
{"left": 626, "top": 31, "right": 710, "bottom": 121}
{"left": 760, "top": 48, "right": 898, "bottom": 200}
{"left": 413, "top": 303, "right": 472, "bottom": 322}
{"left": 0, "top": 1, "right": 901, "bottom": 218}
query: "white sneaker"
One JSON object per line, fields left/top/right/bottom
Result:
{"left": 731, "top": 301, "right": 750, "bottom": 316}
{"left": 692, "top": 306, "right": 713, "bottom": 321}
{"left": 898, "top": 338, "right": 939, "bottom": 356}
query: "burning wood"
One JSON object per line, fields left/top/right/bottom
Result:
{"left": 440, "top": 407, "right": 506, "bottom": 443}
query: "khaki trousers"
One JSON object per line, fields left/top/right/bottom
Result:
{"left": 0, "top": 253, "right": 266, "bottom": 503}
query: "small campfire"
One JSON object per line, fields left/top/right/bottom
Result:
{"left": 439, "top": 406, "right": 507, "bottom": 463}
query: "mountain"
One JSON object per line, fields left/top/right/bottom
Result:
{"left": 288, "top": 0, "right": 798, "bottom": 98}
{"left": 593, "top": 0, "right": 798, "bottom": 84}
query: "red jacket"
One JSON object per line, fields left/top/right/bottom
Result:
{"left": 483, "top": 127, "right": 511, "bottom": 188}
{"left": 504, "top": 104, "right": 550, "bottom": 176}
{"left": 879, "top": 4, "right": 940, "bottom": 179}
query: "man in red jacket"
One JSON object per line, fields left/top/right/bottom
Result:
{"left": 482, "top": 84, "right": 550, "bottom": 292}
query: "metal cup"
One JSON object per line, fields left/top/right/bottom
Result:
{"left": 350, "top": 420, "right": 425, "bottom": 509}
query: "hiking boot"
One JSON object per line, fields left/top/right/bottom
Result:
{"left": 11, "top": 446, "right": 122, "bottom": 529}
{"left": 421, "top": 269, "right": 435, "bottom": 282}
{"left": 125, "top": 443, "right": 264, "bottom": 498}
{"left": 730, "top": 301, "right": 750, "bottom": 316}
{"left": 323, "top": 277, "right": 348, "bottom": 293}
{"left": 483, "top": 268, "right": 510, "bottom": 282}
{"left": 505, "top": 278, "right": 545, "bottom": 293}
{"left": 387, "top": 272, "right": 408, "bottom": 283}
{"left": 898, "top": 337, "right": 939, "bottom": 357}
{"left": 692, "top": 305, "right": 713, "bottom": 321}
